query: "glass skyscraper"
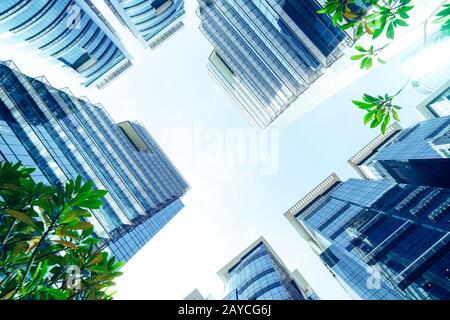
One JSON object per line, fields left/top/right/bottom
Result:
{"left": 104, "top": 0, "right": 186, "bottom": 49}
{"left": 0, "top": 60, "right": 190, "bottom": 262}
{"left": 285, "top": 171, "right": 450, "bottom": 300}
{"left": 197, "top": 0, "right": 351, "bottom": 130}
{"left": 218, "top": 237, "right": 317, "bottom": 300}
{"left": 348, "top": 116, "right": 450, "bottom": 189}
{"left": 416, "top": 83, "right": 450, "bottom": 120}
{"left": 0, "top": 0, "right": 133, "bottom": 89}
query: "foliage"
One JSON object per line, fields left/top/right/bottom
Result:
{"left": 435, "top": 3, "right": 450, "bottom": 35}
{"left": 351, "top": 45, "right": 387, "bottom": 69}
{"left": 352, "top": 94, "right": 401, "bottom": 134}
{"left": 0, "top": 161, "right": 124, "bottom": 300}
{"left": 318, "top": 0, "right": 450, "bottom": 133}
{"left": 319, "top": 0, "right": 413, "bottom": 44}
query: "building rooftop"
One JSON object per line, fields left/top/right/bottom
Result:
{"left": 217, "top": 236, "right": 291, "bottom": 283}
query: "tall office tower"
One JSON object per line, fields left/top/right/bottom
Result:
{"left": 348, "top": 116, "right": 450, "bottom": 188}
{"left": 0, "top": 0, "right": 133, "bottom": 89}
{"left": 0, "top": 61, "right": 190, "bottom": 262}
{"left": 198, "top": 0, "right": 351, "bottom": 131}
{"left": 184, "top": 289, "right": 207, "bottom": 300}
{"left": 104, "top": 0, "right": 186, "bottom": 50}
{"left": 218, "top": 237, "right": 318, "bottom": 300}
{"left": 416, "top": 83, "right": 450, "bottom": 119}
{"left": 198, "top": 0, "right": 440, "bottom": 131}
{"left": 285, "top": 174, "right": 450, "bottom": 300}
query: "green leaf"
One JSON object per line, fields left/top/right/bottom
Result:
{"left": 59, "top": 213, "right": 80, "bottom": 225}
{"left": 386, "top": 22, "right": 395, "bottom": 39}
{"left": 395, "top": 19, "right": 409, "bottom": 27}
{"left": 68, "top": 221, "right": 93, "bottom": 230}
{"left": 364, "top": 110, "right": 376, "bottom": 125}
{"left": 352, "top": 100, "right": 374, "bottom": 109}
{"left": 65, "top": 180, "right": 74, "bottom": 197}
{"left": 4, "top": 209, "right": 38, "bottom": 230}
{"left": 112, "top": 261, "right": 125, "bottom": 271}
{"left": 376, "top": 108, "right": 385, "bottom": 122}
{"left": 71, "top": 209, "right": 92, "bottom": 218}
{"left": 435, "top": 5, "right": 450, "bottom": 18}
{"left": 0, "top": 290, "right": 16, "bottom": 300}
{"left": 351, "top": 54, "right": 366, "bottom": 61}
{"left": 39, "top": 287, "right": 69, "bottom": 300}
{"left": 54, "top": 240, "right": 78, "bottom": 249}
{"left": 373, "top": 16, "right": 387, "bottom": 39}
{"left": 370, "top": 117, "right": 382, "bottom": 129}
{"left": 55, "top": 228, "right": 79, "bottom": 239}
{"left": 74, "top": 176, "right": 82, "bottom": 193}
{"left": 363, "top": 94, "right": 378, "bottom": 103}
{"left": 361, "top": 57, "right": 373, "bottom": 70}
{"left": 381, "top": 114, "right": 391, "bottom": 134}
{"left": 78, "top": 180, "right": 94, "bottom": 195}
{"left": 392, "top": 110, "right": 401, "bottom": 121}
{"left": 87, "top": 189, "right": 108, "bottom": 199}
{"left": 79, "top": 199, "right": 103, "bottom": 209}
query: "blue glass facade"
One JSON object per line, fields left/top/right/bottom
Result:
{"left": 416, "top": 84, "right": 450, "bottom": 119}
{"left": 219, "top": 239, "right": 311, "bottom": 300}
{"left": 108, "top": 199, "right": 184, "bottom": 261}
{"left": 288, "top": 176, "right": 450, "bottom": 300}
{"left": 354, "top": 116, "right": 450, "bottom": 188}
{"left": 0, "top": 0, "right": 133, "bottom": 89}
{"left": 0, "top": 60, "right": 190, "bottom": 262}
{"left": 105, "top": 0, "right": 185, "bottom": 49}
{"left": 197, "top": 0, "right": 349, "bottom": 130}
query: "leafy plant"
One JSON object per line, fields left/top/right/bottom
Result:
{"left": 318, "top": 0, "right": 450, "bottom": 133}
{"left": 0, "top": 161, "right": 124, "bottom": 300}
{"left": 351, "top": 45, "right": 387, "bottom": 69}
{"left": 352, "top": 94, "right": 401, "bottom": 134}
{"left": 434, "top": 3, "right": 450, "bottom": 35}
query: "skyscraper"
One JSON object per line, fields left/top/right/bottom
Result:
{"left": 348, "top": 116, "right": 450, "bottom": 188}
{"left": 218, "top": 237, "right": 317, "bottom": 300}
{"left": 198, "top": 0, "right": 440, "bottom": 131}
{"left": 184, "top": 289, "right": 207, "bottom": 300}
{"left": 285, "top": 173, "right": 450, "bottom": 300}
{"left": 104, "top": 0, "right": 186, "bottom": 50}
{"left": 0, "top": 60, "right": 190, "bottom": 262}
{"left": 197, "top": 0, "right": 350, "bottom": 131}
{"left": 0, "top": 0, "right": 133, "bottom": 89}
{"left": 416, "top": 82, "right": 450, "bottom": 119}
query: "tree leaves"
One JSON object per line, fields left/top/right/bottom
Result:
{"left": 38, "top": 287, "right": 69, "bottom": 300}
{"left": 352, "top": 94, "right": 402, "bottom": 134}
{"left": 318, "top": 0, "right": 416, "bottom": 72}
{"left": 351, "top": 45, "right": 387, "bottom": 70}
{"left": 68, "top": 222, "right": 94, "bottom": 231}
{"left": 434, "top": 4, "right": 450, "bottom": 36}
{"left": 54, "top": 240, "right": 78, "bottom": 250}
{"left": 69, "top": 180, "right": 107, "bottom": 209}
{"left": 386, "top": 21, "right": 395, "bottom": 39}
{"left": 3, "top": 210, "right": 37, "bottom": 230}
{"left": 318, "top": 1, "right": 450, "bottom": 133}
{"left": 0, "top": 162, "right": 122, "bottom": 300}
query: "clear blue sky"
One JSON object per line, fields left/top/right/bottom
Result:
{"left": 0, "top": 0, "right": 430, "bottom": 300}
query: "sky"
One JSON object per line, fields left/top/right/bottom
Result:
{"left": 0, "top": 0, "right": 434, "bottom": 300}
